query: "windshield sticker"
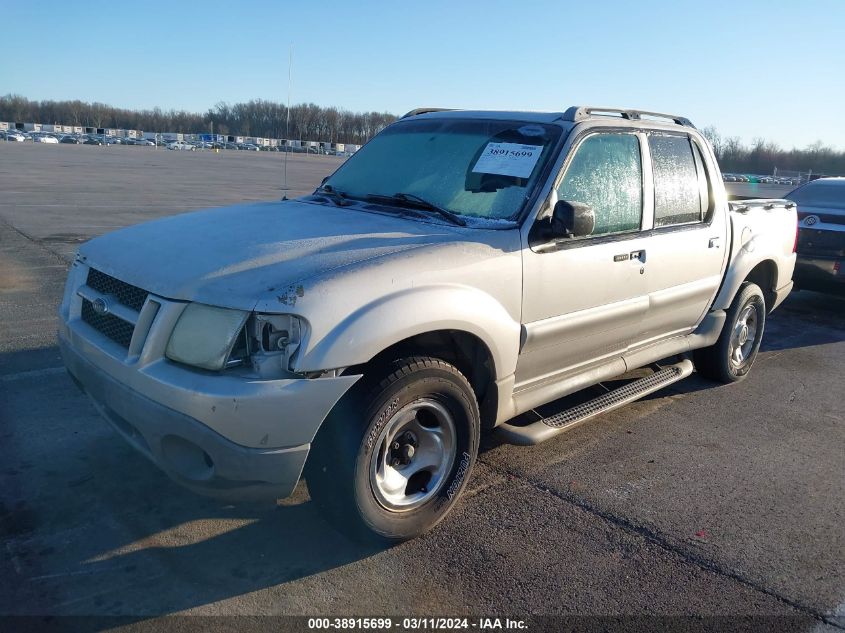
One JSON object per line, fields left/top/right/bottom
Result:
{"left": 472, "top": 142, "right": 542, "bottom": 179}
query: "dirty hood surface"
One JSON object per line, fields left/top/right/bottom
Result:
{"left": 78, "top": 199, "right": 465, "bottom": 311}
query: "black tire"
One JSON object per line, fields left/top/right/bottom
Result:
{"left": 306, "top": 357, "right": 480, "bottom": 542}
{"left": 694, "top": 282, "right": 766, "bottom": 383}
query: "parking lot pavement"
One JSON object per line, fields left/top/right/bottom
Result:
{"left": 0, "top": 143, "right": 342, "bottom": 262}
{"left": 0, "top": 144, "right": 843, "bottom": 629}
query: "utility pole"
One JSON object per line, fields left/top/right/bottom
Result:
{"left": 283, "top": 44, "right": 292, "bottom": 198}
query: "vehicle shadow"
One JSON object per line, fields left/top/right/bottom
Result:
{"left": 4, "top": 440, "right": 389, "bottom": 616}
{"left": 71, "top": 462, "right": 388, "bottom": 611}
{"left": 1, "top": 353, "right": 390, "bottom": 618}
{"left": 761, "top": 289, "right": 845, "bottom": 352}
{"left": 3, "top": 292, "right": 842, "bottom": 617}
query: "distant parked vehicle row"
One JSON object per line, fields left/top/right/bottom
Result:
{"left": 722, "top": 173, "right": 801, "bottom": 185}
{"left": 1, "top": 130, "right": 350, "bottom": 156}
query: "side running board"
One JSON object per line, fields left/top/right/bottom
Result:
{"left": 497, "top": 359, "right": 694, "bottom": 446}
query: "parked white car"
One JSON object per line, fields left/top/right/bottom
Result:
{"left": 6, "top": 131, "right": 26, "bottom": 142}
{"left": 34, "top": 135, "right": 59, "bottom": 144}
{"left": 166, "top": 141, "right": 195, "bottom": 151}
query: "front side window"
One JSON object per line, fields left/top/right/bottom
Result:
{"left": 650, "top": 135, "right": 703, "bottom": 227}
{"left": 324, "top": 118, "right": 562, "bottom": 220}
{"left": 556, "top": 133, "right": 643, "bottom": 236}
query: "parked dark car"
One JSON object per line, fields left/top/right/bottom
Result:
{"left": 785, "top": 178, "right": 845, "bottom": 294}
{"left": 83, "top": 137, "right": 104, "bottom": 146}
{"left": 60, "top": 136, "right": 81, "bottom": 144}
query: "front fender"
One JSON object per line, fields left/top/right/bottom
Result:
{"left": 294, "top": 284, "right": 521, "bottom": 380}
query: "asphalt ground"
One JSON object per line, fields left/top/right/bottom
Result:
{"left": 0, "top": 143, "right": 842, "bottom": 631}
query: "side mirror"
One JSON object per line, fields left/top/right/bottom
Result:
{"left": 551, "top": 200, "right": 595, "bottom": 238}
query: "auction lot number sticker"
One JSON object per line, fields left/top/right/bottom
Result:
{"left": 472, "top": 142, "right": 542, "bottom": 179}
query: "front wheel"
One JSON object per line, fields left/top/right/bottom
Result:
{"left": 307, "top": 357, "right": 480, "bottom": 542}
{"left": 694, "top": 282, "right": 766, "bottom": 383}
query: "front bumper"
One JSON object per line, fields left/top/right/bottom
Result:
{"left": 62, "top": 335, "right": 312, "bottom": 499}
{"left": 58, "top": 262, "right": 360, "bottom": 500}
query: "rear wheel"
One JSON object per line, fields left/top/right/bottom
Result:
{"left": 307, "top": 357, "right": 480, "bottom": 542}
{"left": 694, "top": 282, "right": 766, "bottom": 383}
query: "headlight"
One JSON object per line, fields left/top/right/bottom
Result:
{"left": 166, "top": 303, "right": 249, "bottom": 371}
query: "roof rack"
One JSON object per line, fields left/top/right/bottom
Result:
{"left": 401, "top": 107, "right": 454, "bottom": 119}
{"left": 562, "top": 106, "right": 695, "bottom": 128}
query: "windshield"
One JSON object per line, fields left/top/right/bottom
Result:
{"left": 323, "top": 118, "right": 562, "bottom": 220}
{"left": 785, "top": 182, "right": 845, "bottom": 209}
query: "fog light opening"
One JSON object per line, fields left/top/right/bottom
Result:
{"left": 161, "top": 435, "right": 215, "bottom": 482}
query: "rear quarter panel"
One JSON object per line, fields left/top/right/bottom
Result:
{"left": 713, "top": 203, "right": 798, "bottom": 310}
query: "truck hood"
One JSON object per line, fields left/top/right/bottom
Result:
{"left": 78, "top": 199, "right": 471, "bottom": 311}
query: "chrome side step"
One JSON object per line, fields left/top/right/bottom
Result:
{"left": 497, "top": 359, "right": 694, "bottom": 446}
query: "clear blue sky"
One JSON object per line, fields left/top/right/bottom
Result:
{"left": 3, "top": 0, "right": 843, "bottom": 149}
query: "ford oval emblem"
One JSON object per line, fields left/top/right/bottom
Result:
{"left": 804, "top": 215, "right": 819, "bottom": 226}
{"left": 92, "top": 297, "right": 109, "bottom": 315}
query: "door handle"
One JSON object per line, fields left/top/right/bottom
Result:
{"left": 709, "top": 237, "right": 721, "bottom": 249}
{"left": 630, "top": 249, "right": 646, "bottom": 263}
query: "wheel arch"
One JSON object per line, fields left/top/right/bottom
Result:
{"left": 714, "top": 257, "right": 779, "bottom": 313}
{"left": 341, "top": 329, "right": 500, "bottom": 429}
{"left": 743, "top": 260, "right": 777, "bottom": 311}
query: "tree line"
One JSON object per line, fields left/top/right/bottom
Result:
{"left": 3, "top": 94, "right": 843, "bottom": 174}
{"left": 0, "top": 94, "right": 397, "bottom": 145}
{"left": 701, "top": 126, "right": 844, "bottom": 176}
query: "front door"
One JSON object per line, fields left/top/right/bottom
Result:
{"left": 516, "top": 131, "right": 652, "bottom": 391}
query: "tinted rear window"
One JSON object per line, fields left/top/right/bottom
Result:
{"left": 785, "top": 182, "right": 845, "bottom": 209}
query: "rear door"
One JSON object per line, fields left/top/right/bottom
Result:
{"left": 636, "top": 133, "right": 729, "bottom": 345}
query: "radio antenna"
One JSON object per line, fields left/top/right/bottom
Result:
{"left": 282, "top": 44, "right": 292, "bottom": 199}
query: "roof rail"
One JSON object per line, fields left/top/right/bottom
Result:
{"left": 401, "top": 107, "right": 454, "bottom": 119}
{"left": 562, "top": 106, "right": 695, "bottom": 128}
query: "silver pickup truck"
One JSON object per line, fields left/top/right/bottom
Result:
{"left": 59, "top": 106, "right": 797, "bottom": 541}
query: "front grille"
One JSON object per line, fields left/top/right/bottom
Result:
{"left": 81, "top": 299, "right": 135, "bottom": 348}
{"left": 86, "top": 268, "right": 148, "bottom": 312}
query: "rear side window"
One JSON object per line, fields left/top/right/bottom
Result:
{"left": 649, "top": 135, "right": 702, "bottom": 227}
{"left": 557, "top": 133, "right": 643, "bottom": 236}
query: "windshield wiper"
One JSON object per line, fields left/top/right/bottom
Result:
{"left": 314, "top": 184, "right": 350, "bottom": 207}
{"left": 365, "top": 192, "right": 466, "bottom": 226}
